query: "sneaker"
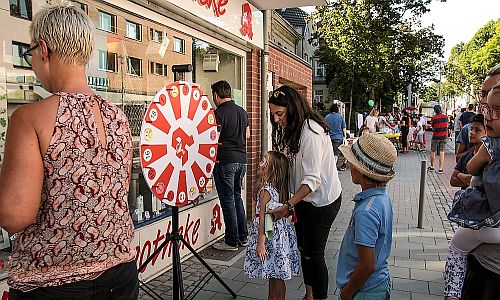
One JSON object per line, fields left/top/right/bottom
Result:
{"left": 438, "top": 169, "right": 444, "bottom": 174}
{"left": 427, "top": 167, "right": 435, "bottom": 171}
{"left": 239, "top": 240, "right": 249, "bottom": 247}
{"left": 212, "top": 241, "right": 238, "bottom": 251}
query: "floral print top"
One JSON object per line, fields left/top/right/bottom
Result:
{"left": 7, "top": 92, "right": 135, "bottom": 291}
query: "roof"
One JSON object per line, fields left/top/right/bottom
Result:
{"left": 275, "top": 7, "right": 308, "bottom": 28}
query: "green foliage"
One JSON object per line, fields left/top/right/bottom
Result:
{"left": 311, "top": 0, "right": 444, "bottom": 125}
{"left": 445, "top": 19, "right": 500, "bottom": 97}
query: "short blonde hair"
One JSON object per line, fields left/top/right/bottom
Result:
{"left": 30, "top": 0, "right": 95, "bottom": 65}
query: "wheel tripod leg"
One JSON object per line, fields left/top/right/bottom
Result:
{"left": 179, "top": 237, "right": 237, "bottom": 298}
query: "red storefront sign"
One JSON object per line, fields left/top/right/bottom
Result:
{"left": 193, "top": 0, "right": 229, "bottom": 17}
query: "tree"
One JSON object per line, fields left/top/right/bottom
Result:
{"left": 445, "top": 19, "right": 500, "bottom": 101}
{"left": 311, "top": 0, "right": 444, "bottom": 128}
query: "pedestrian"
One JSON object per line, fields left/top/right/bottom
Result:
{"left": 454, "top": 108, "right": 465, "bottom": 151}
{"left": 456, "top": 122, "right": 473, "bottom": 162}
{"left": 337, "top": 133, "right": 396, "bottom": 300}
{"left": 211, "top": 80, "right": 250, "bottom": 251}
{"left": 267, "top": 86, "right": 342, "bottom": 300}
{"left": 364, "top": 109, "right": 379, "bottom": 133}
{"left": 400, "top": 110, "right": 411, "bottom": 153}
{"left": 459, "top": 103, "right": 476, "bottom": 128}
{"left": 460, "top": 63, "right": 500, "bottom": 300}
{"left": 243, "top": 151, "right": 300, "bottom": 300}
{"left": 0, "top": 2, "right": 138, "bottom": 298}
{"left": 449, "top": 114, "right": 485, "bottom": 189}
{"left": 428, "top": 104, "right": 448, "bottom": 173}
{"left": 325, "top": 103, "right": 347, "bottom": 171}
{"left": 415, "top": 119, "right": 425, "bottom": 151}
{"left": 359, "top": 126, "right": 370, "bottom": 136}
{"left": 445, "top": 84, "right": 500, "bottom": 300}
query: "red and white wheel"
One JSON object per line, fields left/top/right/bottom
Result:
{"left": 140, "top": 81, "right": 218, "bottom": 206}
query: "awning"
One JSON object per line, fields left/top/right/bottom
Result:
{"left": 247, "top": 0, "right": 326, "bottom": 10}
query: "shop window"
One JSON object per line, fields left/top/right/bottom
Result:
{"left": 12, "top": 41, "right": 31, "bottom": 69}
{"left": 127, "top": 57, "right": 142, "bottom": 76}
{"left": 173, "top": 37, "right": 185, "bottom": 54}
{"left": 126, "top": 21, "right": 141, "bottom": 41}
{"left": 98, "top": 11, "right": 116, "bottom": 33}
{"left": 315, "top": 61, "right": 325, "bottom": 77}
{"left": 98, "top": 50, "right": 117, "bottom": 72}
{"left": 9, "top": 0, "right": 32, "bottom": 20}
{"left": 149, "top": 28, "right": 162, "bottom": 43}
{"left": 69, "top": 1, "right": 87, "bottom": 13}
{"left": 314, "top": 90, "right": 324, "bottom": 103}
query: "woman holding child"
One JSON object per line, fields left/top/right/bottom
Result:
{"left": 267, "top": 86, "right": 342, "bottom": 300}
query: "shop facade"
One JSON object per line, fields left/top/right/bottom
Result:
{"left": 0, "top": 0, "right": 264, "bottom": 294}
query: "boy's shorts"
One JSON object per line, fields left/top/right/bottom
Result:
{"left": 431, "top": 139, "right": 447, "bottom": 153}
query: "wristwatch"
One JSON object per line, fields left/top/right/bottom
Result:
{"left": 286, "top": 200, "right": 294, "bottom": 212}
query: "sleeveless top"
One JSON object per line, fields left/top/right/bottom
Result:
{"left": 7, "top": 93, "right": 135, "bottom": 291}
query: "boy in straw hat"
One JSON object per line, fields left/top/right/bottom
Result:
{"left": 336, "top": 133, "right": 397, "bottom": 300}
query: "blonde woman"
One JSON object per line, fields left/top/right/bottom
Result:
{"left": 364, "top": 109, "right": 380, "bottom": 133}
{"left": 0, "top": 2, "right": 138, "bottom": 299}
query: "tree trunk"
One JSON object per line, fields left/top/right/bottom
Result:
{"left": 348, "top": 87, "right": 353, "bottom": 131}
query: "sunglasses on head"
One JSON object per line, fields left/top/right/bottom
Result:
{"left": 269, "top": 90, "right": 285, "bottom": 99}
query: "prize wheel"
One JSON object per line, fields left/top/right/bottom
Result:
{"left": 139, "top": 81, "right": 218, "bottom": 206}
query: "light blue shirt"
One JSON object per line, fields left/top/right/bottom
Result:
{"left": 325, "top": 112, "right": 346, "bottom": 141}
{"left": 336, "top": 187, "right": 393, "bottom": 291}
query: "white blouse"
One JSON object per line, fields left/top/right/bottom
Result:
{"left": 290, "top": 119, "right": 342, "bottom": 207}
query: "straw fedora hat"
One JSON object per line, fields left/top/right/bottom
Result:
{"left": 339, "top": 133, "right": 397, "bottom": 182}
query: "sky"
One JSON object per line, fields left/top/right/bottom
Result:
{"left": 301, "top": 0, "right": 500, "bottom": 60}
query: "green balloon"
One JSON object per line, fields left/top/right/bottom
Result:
{"left": 368, "top": 99, "right": 374, "bottom": 107}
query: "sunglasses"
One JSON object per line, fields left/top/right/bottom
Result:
{"left": 22, "top": 44, "right": 39, "bottom": 67}
{"left": 269, "top": 90, "right": 285, "bottom": 99}
{"left": 481, "top": 104, "right": 500, "bottom": 121}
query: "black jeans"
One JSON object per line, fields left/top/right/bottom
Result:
{"left": 401, "top": 126, "right": 409, "bottom": 148}
{"left": 9, "top": 261, "right": 139, "bottom": 300}
{"left": 295, "top": 195, "right": 342, "bottom": 299}
{"left": 462, "top": 255, "right": 500, "bottom": 300}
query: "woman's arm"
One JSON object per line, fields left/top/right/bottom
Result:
{"left": 467, "top": 145, "right": 491, "bottom": 176}
{"left": 0, "top": 105, "right": 44, "bottom": 233}
{"left": 450, "top": 170, "right": 471, "bottom": 187}
{"left": 256, "top": 190, "right": 270, "bottom": 261}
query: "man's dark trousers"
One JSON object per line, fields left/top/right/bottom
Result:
{"left": 213, "top": 163, "right": 248, "bottom": 247}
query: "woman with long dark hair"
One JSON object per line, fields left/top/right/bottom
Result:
{"left": 401, "top": 110, "right": 411, "bottom": 153}
{"left": 267, "top": 86, "right": 342, "bottom": 300}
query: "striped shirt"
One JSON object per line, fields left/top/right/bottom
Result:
{"left": 431, "top": 114, "right": 449, "bottom": 140}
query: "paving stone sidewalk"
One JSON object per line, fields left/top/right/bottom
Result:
{"left": 139, "top": 136, "right": 460, "bottom": 300}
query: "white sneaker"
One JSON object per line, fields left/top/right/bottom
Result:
{"left": 212, "top": 241, "right": 238, "bottom": 251}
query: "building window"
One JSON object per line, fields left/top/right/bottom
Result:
{"left": 173, "top": 37, "right": 185, "bottom": 54}
{"left": 127, "top": 57, "right": 142, "bottom": 76}
{"left": 315, "top": 62, "right": 325, "bottom": 77}
{"left": 149, "top": 28, "right": 163, "bottom": 43}
{"left": 98, "top": 50, "right": 117, "bottom": 72}
{"left": 9, "top": 0, "right": 32, "bottom": 20}
{"left": 149, "top": 61, "right": 168, "bottom": 76}
{"left": 12, "top": 41, "right": 31, "bottom": 68}
{"left": 69, "top": 1, "right": 87, "bottom": 13}
{"left": 98, "top": 11, "right": 116, "bottom": 33}
{"left": 126, "top": 21, "right": 141, "bottom": 41}
{"left": 304, "top": 53, "right": 309, "bottom": 63}
{"left": 314, "top": 90, "right": 324, "bottom": 103}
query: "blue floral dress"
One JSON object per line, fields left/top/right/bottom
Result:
{"left": 448, "top": 136, "right": 500, "bottom": 229}
{"left": 243, "top": 183, "right": 300, "bottom": 280}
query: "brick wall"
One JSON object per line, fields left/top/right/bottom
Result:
{"left": 268, "top": 45, "right": 313, "bottom": 104}
{"left": 245, "top": 49, "right": 261, "bottom": 218}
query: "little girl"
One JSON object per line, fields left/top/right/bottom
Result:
{"left": 445, "top": 84, "right": 500, "bottom": 299}
{"left": 244, "top": 151, "right": 300, "bottom": 300}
